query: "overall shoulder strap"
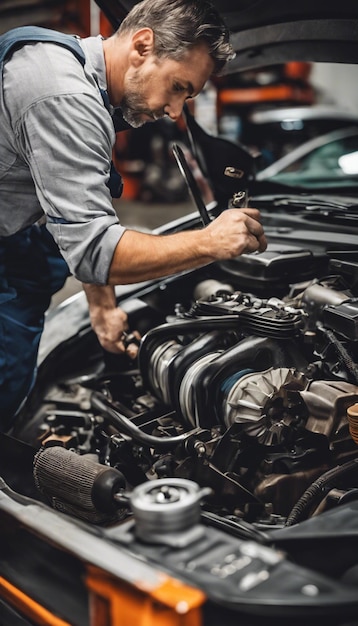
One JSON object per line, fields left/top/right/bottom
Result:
{"left": 0, "top": 25, "right": 85, "bottom": 66}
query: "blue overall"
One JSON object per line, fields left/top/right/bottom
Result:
{"left": 0, "top": 27, "right": 123, "bottom": 427}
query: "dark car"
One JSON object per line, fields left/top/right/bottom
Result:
{"left": 256, "top": 124, "right": 358, "bottom": 185}
{"left": 244, "top": 105, "right": 358, "bottom": 165}
{"left": 1, "top": 2, "right": 358, "bottom": 625}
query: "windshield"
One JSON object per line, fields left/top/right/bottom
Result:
{"left": 257, "top": 126, "right": 358, "bottom": 189}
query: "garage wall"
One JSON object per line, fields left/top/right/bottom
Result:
{"left": 311, "top": 63, "right": 358, "bottom": 115}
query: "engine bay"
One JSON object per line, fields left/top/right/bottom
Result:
{"left": 14, "top": 238, "right": 358, "bottom": 534}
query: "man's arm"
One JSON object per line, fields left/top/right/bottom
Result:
{"left": 82, "top": 283, "right": 139, "bottom": 358}
{"left": 83, "top": 207, "right": 266, "bottom": 354}
{"left": 107, "top": 208, "right": 267, "bottom": 284}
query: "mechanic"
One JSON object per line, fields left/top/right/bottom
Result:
{"left": 0, "top": 0, "right": 267, "bottom": 425}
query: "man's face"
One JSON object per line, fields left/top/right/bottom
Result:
{"left": 120, "top": 43, "right": 214, "bottom": 128}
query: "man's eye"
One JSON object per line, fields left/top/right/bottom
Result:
{"left": 173, "top": 83, "right": 185, "bottom": 92}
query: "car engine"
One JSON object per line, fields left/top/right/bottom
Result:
{"left": 16, "top": 241, "right": 358, "bottom": 536}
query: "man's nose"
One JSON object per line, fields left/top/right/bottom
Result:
{"left": 164, "top": 97, "right": 186, "bottom": 121}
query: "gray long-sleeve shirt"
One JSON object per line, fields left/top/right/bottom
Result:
{"left": 0, "top": 35, "right": 126, "bottom": 284}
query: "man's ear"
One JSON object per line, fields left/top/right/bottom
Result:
{"left": 130, "top": 28, "right": 155, "bottom": 66}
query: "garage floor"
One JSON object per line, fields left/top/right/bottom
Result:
{"left": 50, "top": 197, "right": 193, "bottom": 308}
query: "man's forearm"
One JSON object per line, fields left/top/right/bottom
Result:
{"left": 108, "top": 228, "right": 212, "bottom": 284}
{"left": 107, "top": 208, "right": 267, "bottom": 285}
{"left": 82, "top": 282, "right": 117, "bottom": 310}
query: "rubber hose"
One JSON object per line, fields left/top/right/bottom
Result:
{"left": 285, "top": 457, "right": 358, "bottom": 526}
{"left": 91, "top": 392, "right": 193, "bottom": 451}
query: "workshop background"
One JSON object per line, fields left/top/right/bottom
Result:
{"left": 2, "top": 0, "right": 358, "bottom": 305}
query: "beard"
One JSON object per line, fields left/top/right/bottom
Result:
{"left": 119, "top": 73, "right": 163, "bottom": 128}
{"left": 120, "top": 94, "right": 149, "bottom": 128}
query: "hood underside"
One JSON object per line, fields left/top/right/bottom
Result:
{"left": 95, "top": 0, "right": 358, "bottom": 72}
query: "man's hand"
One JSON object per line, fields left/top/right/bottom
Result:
{"left": 82, "top": 283, "right": 140, "bottom": 359}
{"left": 205, "top": 208, "right": 267, "bottom": 258}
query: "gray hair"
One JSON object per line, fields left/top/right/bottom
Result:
{"left": 117, "top": 0, "right": 234, "bottom": 75}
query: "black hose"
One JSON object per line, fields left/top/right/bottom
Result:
{"left": 318, "top": 324, "right": 358, "bottom": 384}
{"left": 91, "top": 392, "right": 193, "bottom": 452}
{"left": 285, "top": 457, "right": 358, "bottom": 526}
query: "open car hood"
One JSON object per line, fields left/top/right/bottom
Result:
{"left": 95, "top": 0, "right": 358, "bottom": 71}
